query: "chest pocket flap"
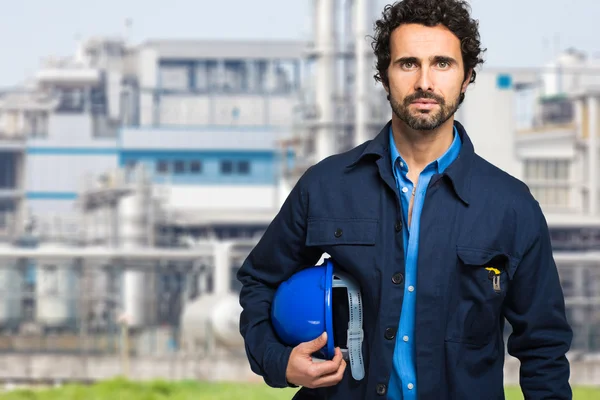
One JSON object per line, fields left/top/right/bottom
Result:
{"left": 456, "top": 246, "right": 521, "bottom": 280}
{"left": 306, "top": 218, "right": 378, "bottom": 246}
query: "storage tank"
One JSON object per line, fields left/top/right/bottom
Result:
{"left": 118, "top": 171, "right": 156, "bottom": 329}
{"left": 179, "top": 293, "right": 244, "bottom": 352}
{"left": 0, "top": 243, "right": 24, "bottom": 330}
{"left": 35, "top": 242, "right": 80, "bottom": 330}
{"left": 542, "top": 49, "right": 586, "bottom": 97}
{"left": 82, "top": 256, "right": 119, "bottom": 331}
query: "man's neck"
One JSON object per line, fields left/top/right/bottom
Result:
{"left": 391, "top": 116, "right": 455, "bottom": 173}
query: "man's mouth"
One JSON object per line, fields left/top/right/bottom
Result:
{"left": 412, "top": 99, "right": 438, "bottom": 104}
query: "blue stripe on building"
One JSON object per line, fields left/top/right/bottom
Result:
{"left": 26, "top": 192, "right": 78, "bottom": 200}
{"left": 121, "top": 123, "right": 282, "bottom": 131}
{"left": 119, "top": 150, "right": 283, "bottom": 185}
{"left": 26, "top": 148, "right": 118, "bottom": 155}
{"left": 24, "top": 148, "right": 295, "bottom": 187}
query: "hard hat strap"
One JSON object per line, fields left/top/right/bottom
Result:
{"left": 333, "top": 270, "right": 365, "bottom": 381}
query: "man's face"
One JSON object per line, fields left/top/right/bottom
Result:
{"left": 386, "top": 23, "right": 471, "bottom": 131}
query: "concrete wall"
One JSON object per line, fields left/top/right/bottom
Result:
{"left": 25, "top": 199, "right": 77, "bottom": 216}
{"left": 0, "top": 354, "right": 596, "bottom": 387}
{"left": 0, "top": 354, "right": 261, "bottom": 383}
{"left": 28, "top": 115, "right": 118, "bottom": 148}
{"left": 120, "top": 127, "right": 279, "bottom": 151}
{"left": 144, "top": 95, "right": 295, "bottom": 127}
{"left": 516, "top": 131, "right": 577, "bottom": 159}
{"left": 25, "top": 154, "right": 118, "bottom": 193}
{"left": 166, "top": 185, "right": 278, "bottom": 210}
{"left": 456, "top": 70, "right": 522, "bottom": 180}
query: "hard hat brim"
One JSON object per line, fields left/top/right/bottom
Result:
{"left": 324, "top": 258, "right": 335, "bottom": 359}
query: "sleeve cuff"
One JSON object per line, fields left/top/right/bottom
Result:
{"left": 263, "top": 344, "right": 295, "bottom": 388}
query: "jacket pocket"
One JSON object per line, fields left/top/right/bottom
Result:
{"left": 305, "top": 218, "right": 377, "bottom": 246}
{"left": 445, "top": 246, "right": 519, "bottom": 347}
{"left": 305, "top": 218, "right": 380, "bottom": 307}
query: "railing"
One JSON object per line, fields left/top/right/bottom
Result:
{"left": 0, "top": 249, "right": 595, "bottom": 356}
{"left": 0, "top": 241, "right": 256, "bottom": 358}
{"left": 0, "top": 131, "right": 29, "bottom": 143}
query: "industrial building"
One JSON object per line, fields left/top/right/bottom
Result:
{"left": 0, "top": 0, "right": 596, "bottom": 386}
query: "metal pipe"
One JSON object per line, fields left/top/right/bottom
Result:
{"left": 0, "top": 241, "right": 259, "bottom": 260}
{"left": 553, "top": 251, "right": 600, "bottom": 264}
{"left": 588, "top": 95, "right": 598, "bottom": 215}
{"left": 213, "top": 242, "right": 231, "bottom": 296}
{"left": 314, "top": 0, "right": 337, "bottom": 162}
{"left": 354, "top": 0, "right": 370, "bottom": 147}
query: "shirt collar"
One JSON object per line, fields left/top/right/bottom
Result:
{"left": 388, "top": 125, "right": 462, "bottom": 175}
{"left": 345, "top": 119, "right": 474, "bottom": 205}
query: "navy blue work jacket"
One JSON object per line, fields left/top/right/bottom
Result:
{"left": 237, "top": 120, "right": 573, "bottom": 400}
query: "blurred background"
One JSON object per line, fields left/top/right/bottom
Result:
{"left": 0, "top": 0, "right": 597, "bottom": 395}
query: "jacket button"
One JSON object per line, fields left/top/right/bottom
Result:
{"left": 334, "top": 228, "right": 343, "bottom": 238}
{"left": 376, "top": 383, "right": 387, "bottom": 395}
{"left": 391, "top": 272, "right": 404, "bottom": 285}
{"left": 384, "top": 327, "right": 396, "bottom": 340}
{"left": 395, "top": 220, "right": 402, "bottom": 232}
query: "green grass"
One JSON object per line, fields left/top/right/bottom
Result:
{"left": 0, "top": 378, "right": 299, "bottom": 400}
{"left": 0, "top": 379, "right": 596, "bottom": 400}
{"left": 504, "top": 386, "right": 599, "bottom": 400}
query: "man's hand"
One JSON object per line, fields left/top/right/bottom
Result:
{"left": 285, "top": 332, "right": 347, "bottom": 389}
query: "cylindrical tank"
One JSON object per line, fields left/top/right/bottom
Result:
{"left": 35, "top": 242, "right": 80, "bottom": 329}
{"left": 82, "top": 257, "right": 118, "bottom": 331}
{"left": 179, "top": 293, "right": 244, "bottom": 351}
{"left": 542, "top": 49, "right": 586, "bottom": 97}
{"left": 118, "top": 171, "right": 156, "bottom": 328}
{"left": 0, "top": 243, "right": 23, "bottom": 330}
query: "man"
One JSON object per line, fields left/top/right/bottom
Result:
{"left": 237, "top": 0, "right": 573, "bottom": 399}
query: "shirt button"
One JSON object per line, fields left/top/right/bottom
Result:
{"left": 408, "top": 285, "right": 415, "bottom": 292}
{"left": 403, "top": 335, "right": 409, "bottom": 342}
{"left": 391, "top": 273, "right": 404, "bottom": 285}
{"left": 334, "top": 228, "right": 343, "bottom": 238}
{"left": 395, "top": 220, "right": 402, "bottom": 232}
{"left": 384, "top": 327, "right": 396, "bottom": 340}
{"left": 400, "top": 161, "right": 404, "bottom": 167}
{"left": 376, "top": 383, "right": 387, "bottom": 396}
{"left": 402, "top": 187, "right": 408, "bottom": 193}
{"left": 408, "top": 383, "right": 414, "bottom": 390}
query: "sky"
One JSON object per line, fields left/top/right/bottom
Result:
{"left": 0, "top": 0, "right": 597, "bottom": 87}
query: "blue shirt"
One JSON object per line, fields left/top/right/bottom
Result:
{"left": 387, "top": 125, "right": 462, "bottom": 400}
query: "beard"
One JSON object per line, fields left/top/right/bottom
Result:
{"left": 389, "top": 90, "right": 461, "bottom": 131}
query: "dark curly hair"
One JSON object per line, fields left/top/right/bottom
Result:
{"left": 371, "top": 0, "right": 486, "bottom": 103}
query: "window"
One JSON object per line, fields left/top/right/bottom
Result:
{"left": 220, "top": 160, "right": 233, "bottom": 174}
{"left": 237, "top": 160, "right": 250, "bottom": 174}
{"left": 174, "top": 160, "right": 185, "bottom": 174}
{"left": 190, "top": 161, "right": 202, "bottom": 173}
{"left": 540, "top": 98, "right": 574, "bottom": 125}
{"left": 56, "top": 88, "right": 85, "bottom": 113}
{"left": 158, "top": 64, "right": 190, "bottom": 91}
{"left": 156, "top": 161, "right": 169, "bottom": 174}
{"left": 524, "top": 159, "right": 570, "bottom": 208}
{"left": 524, "top": 159, "right": 570, "bottom": 182}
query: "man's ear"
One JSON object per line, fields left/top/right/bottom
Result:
{"left": 383, "top": 84, "right": 390, "bottom": 100}
{"left": 462, "top": 69, "right": 474, "bottom": 93}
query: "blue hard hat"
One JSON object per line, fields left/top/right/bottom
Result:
{"left": 271, "top": 258, "right": 365, "bottom": 381}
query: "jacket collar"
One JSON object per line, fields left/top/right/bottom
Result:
{"left": 345, "top": 119, "right": 474, "bottom": 205}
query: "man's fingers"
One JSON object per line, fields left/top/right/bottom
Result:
{"left": 311, "top": 359, "right": 347, "bottom": 388}
{"left": 308, "top": 348, "right": 344, "bottom": 378}
{"left": 333, "top": 347, "right": 344, "bottom": 363}
{"left": 299, "top": 332, "right": 328, "bottom": 354}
